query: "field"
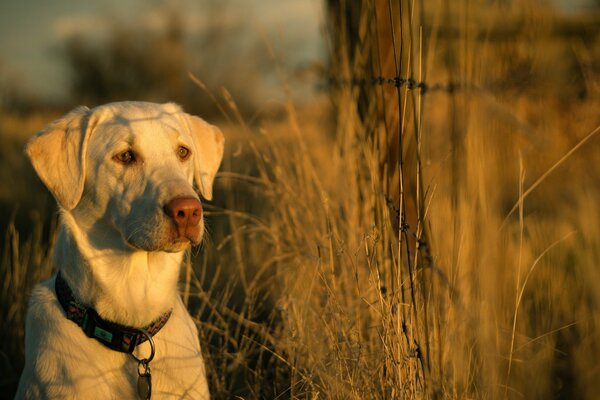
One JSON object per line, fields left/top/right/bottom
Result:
{"left": 2, "top": 1, "right": 600, "bottom": 399}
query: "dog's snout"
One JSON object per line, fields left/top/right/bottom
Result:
{"left": 164, "top": 197, "right": 202, "bottom": 228}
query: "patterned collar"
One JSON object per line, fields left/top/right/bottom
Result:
{"left": 54, "top": 271, "right": 172, "bottom": 353}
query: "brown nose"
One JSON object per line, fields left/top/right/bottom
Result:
{"left": 163, "top": 197, "right": 202, "bottom": 231}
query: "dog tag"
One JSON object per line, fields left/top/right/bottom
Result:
{"left": 137, "top": 365, "right": 152, "bottom": 399}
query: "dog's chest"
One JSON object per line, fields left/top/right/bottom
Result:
{"left": 20, "top": 282, "right": 209, "bottom": 399}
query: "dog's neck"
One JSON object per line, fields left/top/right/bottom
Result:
{"left": 54, "top": 213, "right": 184, "bottom": 327}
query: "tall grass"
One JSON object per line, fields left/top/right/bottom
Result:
{"left": 0, "top": 217, "right": 56, "bottom": 394}
{"left": 2, "top": 1, "right": 600, "bottom": 399}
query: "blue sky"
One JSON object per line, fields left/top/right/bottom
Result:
{"left": 0, "top": 0, "right": 324, "bottom": 102}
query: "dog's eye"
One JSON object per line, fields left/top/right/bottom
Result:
{"left": 114, "top": 150, "right": 136, "bottom": 164}
{"left": 177, "top": 146, "right": 191, "bottom": 161}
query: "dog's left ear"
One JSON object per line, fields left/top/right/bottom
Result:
{"left": 183, "top": 114, "right": 224, "bottom": 201}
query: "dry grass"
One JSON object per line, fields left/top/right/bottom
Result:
{"left": 2, "top": 1, "right": 600, "bottom": 399}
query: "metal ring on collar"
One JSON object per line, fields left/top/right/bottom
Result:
{"left": 130, "top": 329, "right": 155, "bottom": 364}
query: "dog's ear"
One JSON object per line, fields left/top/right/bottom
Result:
{"left": 26, "top": 106, "right": 95, "bottom": 210}
{"left": 183, "top": 114, "right": 224, "bottom": 201}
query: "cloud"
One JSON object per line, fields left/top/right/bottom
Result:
{"left": 52, "top": 14, "right": 108, "bottom": 40}
{"left": 51, "top": 7, "right": 244, "bottom": 40}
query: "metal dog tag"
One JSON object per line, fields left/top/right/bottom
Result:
{"left": 137, "top": 363, "right": 152, "bottom": 399}
{"left": 133, "top": 330, "right": 155, "bottom": 399}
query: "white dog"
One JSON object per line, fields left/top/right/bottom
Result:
{"left": 16, "top": 101, "right": 224, "bottom": 399}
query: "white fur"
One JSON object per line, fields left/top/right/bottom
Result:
{"left": 16, "top": 101, "right": 224, "bottom": 399}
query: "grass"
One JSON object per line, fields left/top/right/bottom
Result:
{"left": 2, "top": 0, "right": 600, "bottom": 399}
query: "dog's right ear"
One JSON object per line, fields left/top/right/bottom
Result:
{"left": 26, "top": 106, "right": 95, "bottom": 211}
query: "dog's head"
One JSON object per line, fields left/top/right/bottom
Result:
{"left": 26, "top": 101, "right": 224, "bottom": 253}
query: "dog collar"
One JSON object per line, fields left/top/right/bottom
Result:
{"left": 54, "top": 271, "right": 172, "bottom": 354}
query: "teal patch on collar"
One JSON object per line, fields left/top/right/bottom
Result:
{"left": 94, "top": 327, "right": 113, "bottom": 343}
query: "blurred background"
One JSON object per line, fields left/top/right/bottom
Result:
{"left": 0, "top": 0, "right": 323, "bottom": 108}
{"left": 2, "top": 0, "right": 600, "bottom": 399}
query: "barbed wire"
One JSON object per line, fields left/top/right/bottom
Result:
{"left": 324, "top": 75, "right": 474, "bottom": 94}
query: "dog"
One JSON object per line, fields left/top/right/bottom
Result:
{"left": 15, "top": 101, "right": 224, "bottom": 399}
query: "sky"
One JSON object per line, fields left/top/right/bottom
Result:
{"left": 0, "top": 0, "right": 325, "bottom": 102}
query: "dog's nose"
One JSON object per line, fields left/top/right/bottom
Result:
{"left": 163, "top": 197, "right": 202, "bottom": 229}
